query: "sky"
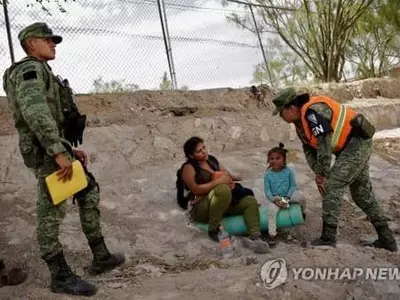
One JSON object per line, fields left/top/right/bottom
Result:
{"left": 0, "top": 0, "right": 267, "bottom": 95}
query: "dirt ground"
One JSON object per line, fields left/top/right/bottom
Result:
{"left": 373, "top": 138, "right": 400, "bottom": 166}
{"left": 1, "top": 78, "right": 400, "bottom": 299}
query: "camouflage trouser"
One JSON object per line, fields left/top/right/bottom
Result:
{"left": 36, "top": 172, "right": 104, "bottom": 261}
{"left": 191, "top": 183, "right": 261, "bottom": 235}
{"left": 322, "top": 136, "right": 388, "bottom": 228}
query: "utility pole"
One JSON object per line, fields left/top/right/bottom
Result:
{"left": 157, "top": 0, "right": 178, "bottom": 89}
{"left": 3, "top": 0, "right": 15, "bottom": 64}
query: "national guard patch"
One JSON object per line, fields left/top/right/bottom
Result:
{"left": 23, "top": 70, "right": 37, "bottom": 81}
{"left": 307, "top": 112, "right": 318, "bottom": 124}
{"left": 305, "top": 109, "right": 331, "bottom": 136}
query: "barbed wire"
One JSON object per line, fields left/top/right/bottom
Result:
{"left": 2, "top": 20, "right": 257, "bottom": 48}
{"left": 224, "top": 0, "right": 297, "bottom": 11}
{"left": 0, "top": 0, "right": 270, "bottom": 94}
{"left": 118, "top": 0, "right": 248, "bottom": 13}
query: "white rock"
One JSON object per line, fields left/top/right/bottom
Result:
{"left": 229, "top": 126, "right": 242, "bottom": 139}
{"left": 260, "top": 127, "right": 270, "bottom": 142}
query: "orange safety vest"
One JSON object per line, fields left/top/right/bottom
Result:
{"left": 298, "top": 95, "right": 356, "bottom": 153}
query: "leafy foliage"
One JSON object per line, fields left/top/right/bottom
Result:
{"left": 225, "top": 0, "right": 382, "bottom": 84}
{"left": 252, "top": 37, "right": 311, "bottom": 88}
{"left": 92, "top": 76, "right": 140, "bottom": 94}
{"left": 0, "top": 0, "right": 76, "bottom": 15}
{"left": 346, "top": 0, "right": 400, "bottom": 78}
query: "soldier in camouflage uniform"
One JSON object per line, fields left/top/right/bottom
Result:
{"left": 271, "top": 87, "right": 397, "bottom": 252}
{"left": 2, "top": 23, "right": 125, "bottom": 296}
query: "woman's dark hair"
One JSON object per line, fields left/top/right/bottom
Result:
{"left": 267, "top": 142, "right": 288, "bottom": 166}
{"left": 291, "top": 93, "right": 310, "bottom": 108}
{"left": 183, "top": 136, "right": 204, "bottom": 159}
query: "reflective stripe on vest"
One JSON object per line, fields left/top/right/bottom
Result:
{"left": 331, "top": 104, "right": 347, "bottom": 150}
{"left": 300, "top": 96, "right": 356, "bottom": 153}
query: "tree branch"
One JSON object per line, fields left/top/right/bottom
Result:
{"left": 226, "top": 0, "right": 297, "bottom": 11}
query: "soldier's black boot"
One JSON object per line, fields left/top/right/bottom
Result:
{"left": 365, "top": 224, "right": 398, "bottom": 252}
{"left": 45, "top": 251, "right": 97, "bottom": 296}
{"left": 311, "top": 222, "right": 337, "bottom": 247}
{"left": 88, "top": 237, "right": 125, "bottom": 275}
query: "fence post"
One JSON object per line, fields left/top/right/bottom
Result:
{"left": 3, "top": 0, "right": 15, "bottom": 64}
{"left": 248, "top": 2, "right": 273, "bottom": 87}
{"left": 157, "top": 0, "right": 178, "bottom": 89}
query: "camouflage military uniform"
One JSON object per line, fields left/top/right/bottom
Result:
{"left": 272, "top": 87, "right": 397, "bottom": 252}
{"left": 295, "top": 103, "right": 389, "bottom": 229}
{"left": 3, "top": 54, "right": 107, "bottom": 261}
{"left": 2, "top": 22, "right": 124, "bottom": 296}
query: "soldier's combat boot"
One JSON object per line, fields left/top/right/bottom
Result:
{"left": 364, "top": 224, "right": 398, "bottom": 252}
{"left": 311, "top": 222, "right": 337, "bottom": 247}
{"left": 45, "top": 251, "right": 97, "bottom": 296}
{"left": 88, "top": 237, "right": 125, "bottom": 275}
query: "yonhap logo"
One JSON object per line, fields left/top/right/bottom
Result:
{"left": 259, "top": 258, "right": 400, "bottom": 289}
{"left": 260, "top": 258, "right": 288, "bottom": 289}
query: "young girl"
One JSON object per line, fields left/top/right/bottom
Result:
{"left": 264, "top": 143, "right": 306, "bottom": 246}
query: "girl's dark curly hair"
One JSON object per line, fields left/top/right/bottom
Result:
{"left": 267, "top": 142, "right": 288, "bottom": 167}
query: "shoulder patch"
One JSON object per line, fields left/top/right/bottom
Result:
{"left": 305, "top": 109, "right": 332, "bottom": 137}
{"left": 307, "top": 112, "right": 318, "bottom": 124}
{"left": 23, "top": 70, "right": 37, "bottom": 81}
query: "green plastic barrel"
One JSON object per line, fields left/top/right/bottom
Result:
{"left": 195, "top": 203, "right": 305, "bottom": 236}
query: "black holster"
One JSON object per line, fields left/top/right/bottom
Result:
{"left": 61, "top": 143, "right": 99, "bottom": 203}
{"left": 350, "top": 114, "right": 375, "bottom": 140}
{"left": 57, "top": 76, "right": 87, "bottom": 147}
{"left": 72, "top": 164, "right": 99, "bottom": 203}
{"left": 62, "top": 111, "right": 86, "bottom": 148}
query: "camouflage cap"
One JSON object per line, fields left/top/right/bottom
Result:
{"left": 272, "top": 87, "right": 297, "bottom": 116}
{"left": 18, "top": 22, "right": 62, "bottom": 44}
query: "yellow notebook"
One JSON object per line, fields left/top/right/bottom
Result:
{"left": 45, "top": 160, "right": 88, "bottom": 205}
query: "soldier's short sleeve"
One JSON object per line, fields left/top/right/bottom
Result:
{"left": 14, "top": 61, "right": 66, "bottom": 157}
{"left": 305, "top": 103, "right": 333, "bottom": 137}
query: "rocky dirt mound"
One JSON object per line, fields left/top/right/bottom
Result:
{"left": 1, "top": 77, "right": 400, "bottom": 299}
{"left": 373, "top": 138, "right": 400, "bottom": 166}
{"left": 294, "top": 77, "right": 400, "bottom": 102}
{"left": 1, "top": 142, "right": 400, "bottom": 300}
{"left": 1, "top": 77, "right": 400, "bottom": 136}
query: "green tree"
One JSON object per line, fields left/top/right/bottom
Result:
{"left": 226, "top": 0, "right": 374, "bottom": 82}
{"left": 347, "top": 0, "right": 400, "bottom": 78}
{"left": 383, "top": 0, "right": 400, "bottom": 30}
{"left": 252, "top": 37, "right": 311, "bottom": 88}
{"left": 92, "top": 76, "right": 139, "bottom": 93}
{"left": 159, "top": 72, "right": 172, "bottom": 90}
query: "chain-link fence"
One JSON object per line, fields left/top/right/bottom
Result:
{"left": 1, "top": 0, "right": 270, "bottom": 95}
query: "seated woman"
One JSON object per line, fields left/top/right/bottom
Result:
{"left": 180, "top": 136, "right": 270, "bottom": 253}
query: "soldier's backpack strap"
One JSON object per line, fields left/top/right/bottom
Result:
{"left": 3, "top": 56, "right": 51, "bottom": 91}
{"left": 53, "top": 74, "right": 87, "bottom": 148}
